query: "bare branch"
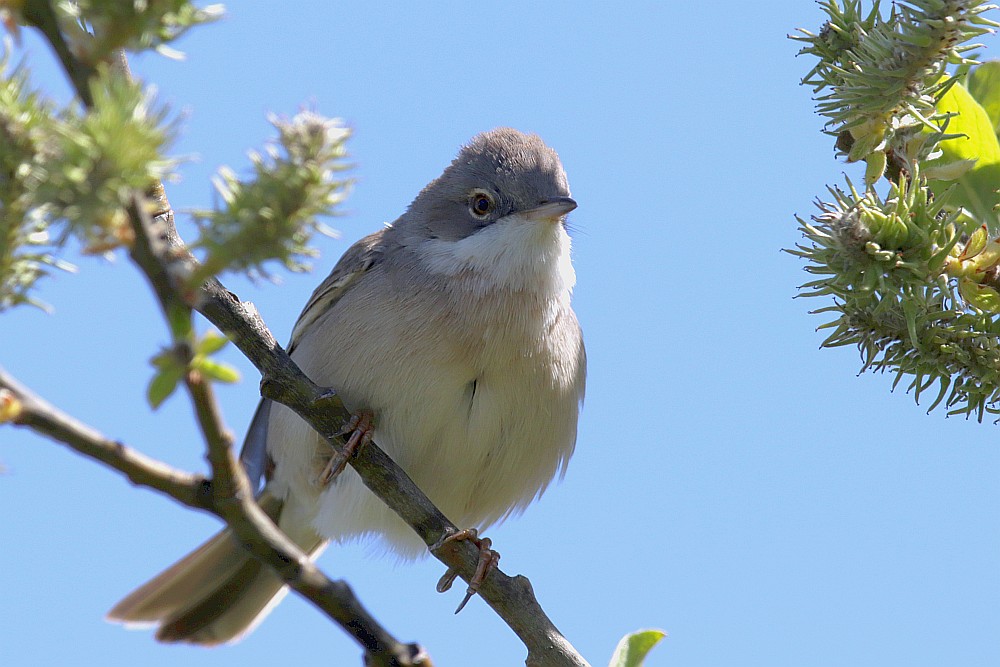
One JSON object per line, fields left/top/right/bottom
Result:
{"left": 194, "top": 370, "right": 431, "bottom": 665}
{"left": 0, "top": 367, "right": 211, "bottom": 509}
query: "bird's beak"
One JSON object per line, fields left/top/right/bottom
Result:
{"left": 522, "top": 196, "right": 577, "bottom": 223}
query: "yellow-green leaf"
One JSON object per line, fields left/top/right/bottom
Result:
{"left": 958, "top": 277, "right": 1000, "bottom": 313}
{"left": 935, "top": 80, "right": 1000, "bottom": 164}
{"left": 195, "top": 330, "right": 230, "bottom": 355}
{"left": 608, "top": 629, "right": 666, "bottom": 667}
{"left": 928, "top": 79, "right": 1000, "bottom": 228}
{"left": 959, "top": 223, "right": 989, "bottom": 260}
{"left": 192, "top": 357, "right": 240, "bottom": 384}
{"left": 864, "top": 150, "right": 887, "bottom": 185}
{"left": 966, "top": 61, "right": 1000, "bottom": 135}
{"left": 147, "top": 367, "right": 183, "bottom": 409}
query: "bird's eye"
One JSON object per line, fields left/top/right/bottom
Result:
{"left": 469, "top": 190, "right": 495, "bottom": 218}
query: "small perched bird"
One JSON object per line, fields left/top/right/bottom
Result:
{"left": 108, "top": 128, "right": 587, "bottom": 644}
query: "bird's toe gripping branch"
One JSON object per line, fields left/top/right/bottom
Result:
{"left": 433, "top": 528, "right": 501, "bottom": 614}
{"left": 319, "top": 411, "right": 375, "bottom": 484}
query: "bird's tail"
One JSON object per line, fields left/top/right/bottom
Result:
{"left": 106, "top": 490, "right": 325, "bottom": 645}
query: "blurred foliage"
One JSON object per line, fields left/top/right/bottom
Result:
{"left": 7, "top": 0, "right": 223, "bottom": 62}
{"left": 0, "top": 52, "right": 73, "bottom": 311}
{"left": 790, "top": 1, "right": 1000, "bottom": 419}
{"left": 190, "top": 110, "right": 352, "bottom": 283}
{"left": 147, "top": 330, "right": 238, "bottom": 409}
{"left": 35, "top": 65, "right": 177, "bottom": 251}
{"left": 0, "top": 1, "right": 352, "bottom": 311}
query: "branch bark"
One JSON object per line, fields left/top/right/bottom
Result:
{"left": 0, "top": 369, "right": 211, "bottom": 509}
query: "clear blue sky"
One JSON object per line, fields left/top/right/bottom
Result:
{"left": 3, "top": 3, "right": 999, "bottom": 666}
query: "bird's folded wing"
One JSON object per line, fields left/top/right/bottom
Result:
{"left": 238, "top": 228, "right": 387, "bottom": 486}
{"left": 287, "top": 228, "right": 386, "bottom": 354}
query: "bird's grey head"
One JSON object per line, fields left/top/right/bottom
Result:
{"left": 397, "top": 128, "right": 574, "bottom": 243}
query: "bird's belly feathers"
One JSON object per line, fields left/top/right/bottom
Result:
{"left": 268, "top": 283, "right": 583, "bottom": 559}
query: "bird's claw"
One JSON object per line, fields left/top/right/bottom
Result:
{"left": 432, "top": 528, "right": 500, "bottom": 613}
{"left": 318, "top": 411, "right": 374, "bottom": 484}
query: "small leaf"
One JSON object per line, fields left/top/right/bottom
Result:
{"left": 147, "top": 367, "right": 183, "bottom": 409}
{"left": 608, "top": 629, "right": 666, "bottom": 667}
{"left": 864, "top": 151, "right": 887, "bottom": 184}
{"left": 149, "top": 348, "right": 175, "bottom": 370}
{"left": 922, "top": 157, "right": 977, "bottom": 181}
{"left": 959, "top": 224, "right": 989, "bottom": 260}
{"left": 195, "top": 330, "right": 230, "bottom": 355}
{"left": 900, "top": 294, "right": 921, "bottom": 349}
{"left": 191, "top": 357, "right": 240, "bottom": 384}
{"left": 958, "top": 277, "right": 1000, "bottom": 313}
{"left": 166, "top": 304, "right": 194, "bottom": 341}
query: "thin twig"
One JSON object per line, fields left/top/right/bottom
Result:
{"left": 128, "top": 192, "right": 429, "bottom": 665}
{"left": 0, "top": 368, "right": 212, "bottom": 509}
{"left": 21, "top": 0, "right": 96, "bottom": 107}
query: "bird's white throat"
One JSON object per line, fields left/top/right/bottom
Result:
{"left": 417, "top": 215, "right": 576, "bottom": 298}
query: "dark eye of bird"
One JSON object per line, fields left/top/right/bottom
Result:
{"left": 469, "top": 190, "right": 495, "bottom": 218}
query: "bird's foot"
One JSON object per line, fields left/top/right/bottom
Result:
{"left": 318, "top": 411, "right": 374, "bottom": 484}
{"left": 432, "top": 528, "right": 500, "bottom": 613}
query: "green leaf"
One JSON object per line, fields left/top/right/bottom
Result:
{"left": 195, "top": 330, "right": 230, "bottom": 355}
{"left": 864, "top": 150, "right": 887, "bottom": 185}
{"left": 958, "top": 277, "right": 1000, "bottom": 313}
{"left": 192, "top": 357, "right": 240, "bottom": 384}
{"left": 927, "top": 79, "right": 1000, "bottom": 228}
{"left": 935, "top": 81, "right": 1000, "bottom": 165}
{"left": 166, "top": 303, "right": 194, "bottom": 341}
{"left": 147, "top": 367, "right": 183, "bottom": 409}
{"left": 966, "top": 61, "right": 1000, "bottom": 135}
{"left": 608, "top": 629, "right": 666, "bottom": 667}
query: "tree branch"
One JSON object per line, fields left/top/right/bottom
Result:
{"left": 0, "top": 367, "right": 211, "bottom": 509}
{"left": 21, "top": 0, "right": 96, "bottom": 107}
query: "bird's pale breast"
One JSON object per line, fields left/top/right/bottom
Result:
{"left": 268, "top": 258, "right": 584, "bottom": 558}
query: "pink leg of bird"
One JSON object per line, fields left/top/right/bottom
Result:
{"left": 319, "top": 411, "right": 374, "bottom": 484}
{"left": 433, "top": 528, "right": 501, "bottom": 613}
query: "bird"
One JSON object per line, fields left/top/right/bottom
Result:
{"left": 107, "top": 127, "right": 587, "bottom": 645}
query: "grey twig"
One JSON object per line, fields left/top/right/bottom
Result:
{"left": 0, "top": 368, "right": 212, "bottom": 509}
